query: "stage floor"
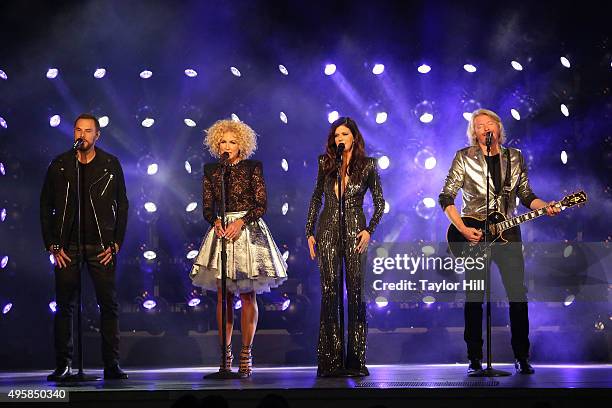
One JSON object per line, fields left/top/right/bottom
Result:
{"left": 1, "top": 364, "right": 610, "bottom": 407}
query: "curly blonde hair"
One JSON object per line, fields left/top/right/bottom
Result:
{"left": 204, "top": 119, "right": 257, "bottom": 159}
{"left": 466, "top": 108, "right": 507, "bottom": 146}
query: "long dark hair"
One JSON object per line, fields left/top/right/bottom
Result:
{"left": 322, "top": 116, "right": 367, "bottom": 177}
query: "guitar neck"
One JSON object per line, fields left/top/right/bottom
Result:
{"left": 495, "top": 207, "right": 549, "bottom": 233}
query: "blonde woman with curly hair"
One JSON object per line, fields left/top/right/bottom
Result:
{"left": 190, "top": 119, "right": 288, "bottom": 377}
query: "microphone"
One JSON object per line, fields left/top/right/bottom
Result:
{"left": 220, "top": 152, "right": 230, "bottom": 165}
{"left": 73, "top": 138, "right": 85, "bottom": 150}
{"left": 335, "top": 143, "right": 345, "bottom": 161}
{"left": 485, "top": 131, "right": 493, "bottom": 147}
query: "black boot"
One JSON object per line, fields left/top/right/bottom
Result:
{"left": 47, "top": 365, "right": 72, "bottom": 382}
{"left": 467, "top": 359, "right": 483, "bottom": 375}
{"left": 515, "top": 359, "right": 535, "bottom": 374}
{"left": 104, "top": 364, "right": 128, "bottom": 380}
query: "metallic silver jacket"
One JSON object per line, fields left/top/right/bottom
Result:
{"left": 439, "top": 146, "right": 538, "bottom": 217}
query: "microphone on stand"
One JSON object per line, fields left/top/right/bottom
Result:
{"left": 335, "top": 143, "right": 345, "bottom": 162}
{"left": 485, "top": 131, "right": 493, "bottom": 147}
{"left": 73, "top": 138, "right": 85, "bottom": 150}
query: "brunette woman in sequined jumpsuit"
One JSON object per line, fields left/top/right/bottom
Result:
{"left": 306, "top": 117, "right": 385, "bottom": 377}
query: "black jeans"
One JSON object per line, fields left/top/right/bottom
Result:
{"left": 53, "top": 244, "right": 120, "bottom": 367}
{"left": 464, "top": 241, "right": 530, "bottom": 360}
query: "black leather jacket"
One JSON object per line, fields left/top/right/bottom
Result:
{"left": 40, "top": 147, "right": 129, "bottom": 251}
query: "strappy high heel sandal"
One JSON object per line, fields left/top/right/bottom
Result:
{"left": 238, "top": 344, "right": 253, "bottom": 377}
{"left": 219, "top": 344, "right": 233, "bottom": 372}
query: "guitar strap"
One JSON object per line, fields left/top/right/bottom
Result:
{"left": 502, "top": 148, "right": 512, "bottom": 214}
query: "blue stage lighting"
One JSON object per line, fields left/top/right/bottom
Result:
{"left": 1, "top": 255, "right": 8, "bottom": 268}
{"left": 463, "top": 64, "right": 477, "bottom": 73}
{"left": 99, "top": 116, "right": 109, "bottom": 127}
{"left": 561, "top": 151, "right": 568, "bottom": 164}
{"left": 0, "top": 69, "right": 7, "bottom": 80}
{"left": 0, "top": 208, "right": 6, "bottom": 222}
{"left": 511, "top": 61, "right": 523, "bottom": 71}
{"left": 144, "top": 202, "right": 157, "bottom": 213}
{"left": 560, "top": 57, "right": 571, "bottom": 68}
{"left": 184, "top": 68, "right": 198, "bottom": 77}
{"left": 0, "top": 117, "right": 6, "bottom": 128}
{"left": 230, "top": 66, "right": 241, "bottom": 77}
{"left": 141, "top": 118, "right": 155, "bottom": 128}
{"left": 49, "top": 115, "right": 61, "bottom": 127}
{"left": 328, "top": 111, "right": 339, "bottom": 123}
{"left": 278, "top": 64, "right": 289, "bottom": 75}
{"left": 511, "top": 109, "right": 521, "bottom": 120}
{"left": 46, "top": 68, "right": 59, "bottom": 79}
{"left": 280, "top": 112, "right": 288, "bottom": 123}
{"left": 184, "top": 118, "right": 196, "bottom": 127}
{"left": 324, "top": 64, "right": 336, "bottom": 76}
{"left": 186, "top": 202, "right": 198, "bottom": 212}
{"left": 93, "top": 68, "right": 106, "bottom": 78}
{"left": 139, "top": 70, "right": 153, "bottom": 79}
{"left": 375, "top": 112, "right": 388, "bottom": 124}
{"left": 560, "top": 104, "right": 570, "bottom": 117}
{"left": 377, "top": 155, "right": 390, "bottom": 170}
{"left": 417, "top": 64, "right": 431, "bottom": 74}
{"left": 49, "top": 301, "right": 57, "bottom": 313}
{"left": 372, "top": 64, "right": 385, "bottom": 75}
{"left": 281, "top": 159, "right": 289, "bottom": 172}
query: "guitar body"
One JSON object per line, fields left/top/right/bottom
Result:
{"left": 447, "top": 211, "right": 514, "bottom": 258}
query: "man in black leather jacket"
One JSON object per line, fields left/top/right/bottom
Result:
{"left": 40, "top": 113, "right": 129, "bottom": 381}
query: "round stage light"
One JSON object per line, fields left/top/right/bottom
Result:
{"left": 0, "top": 208, "right": 6, "bottom": 222}
{"left": 188, "top": 297, "right": 201, "bottom": 307}
{"left": 560, "top": 104, "right": 570, "bottom": 117}
{"left": 147, "top": 163, "right": 158, "bottom": 175}
{"left": 560, "top": 57, "right": 571, "bottom": 68}
{"left": 231, "top": 113, "right": 240, "bottom": 122}
{"left": 49, "top": 254, "right": 55, "bottom": 265}
{"left": 143, "top": 250, "right": 157, "bottom": 260}
{"left": 377, "top": 155, "right": 390, "bottom": 170}
{"left": 234, "top": 299, "right": 242, "bottom": 310}
{"left": 511, "top": 109, "right": 521, "bottom": 120}
{"left": 0, "top": 69, "right": 7, "bottom": 80}
{"left": 384, "top": 201, "right": 390, "bottom": 214}
{"left": 281, "top": 159, "right": 289, "bottom": 172}
{"left": 139, "top": 70, "right": 153, "bottom": 79}
{"left": 1, "top": 255, "right": 9, "bottom": 268}
{"left": 93, "top": 68, "right": 106, "bottom": 78}
{"left": 375, "top": 296, "right": 388, "bottom": 308}
{"left": 0, "top": 117, "right": 6, "bottom": 128}
{"left": 420, "top": 113, "right": 433, "bottom": 123}
{"left": 511, "top": 61, "right": 523, "bottom": 71}
{"left": 563, "top": 294, "right": 575, "bottom": 307}
{"left": 46, "top": 68, "right": 59, "bottom": 79}
{"left": 372, "top": 64, "right": 385, "bottom": 75}
{"left": 230, "top": 66, "right": 241, "bottom": 77}
{"left": 324, "top": 64, "right": 337, "bottom": 76}
{"left": 142, "top": 299, "right": 157, "bottom": 310}
{"left": 281, "top": 203, "right": 289, "bottom": 215}
{"left": 0, "top": 163, "right": 5, "bottom": 176}
{"left": 375, "top": 112, "right": 388, "bottom": 124}
{"left": 141, "top": 118, "right": 155, "bottom": 128}
{"left": 414, "top": 100, "right": 435, "bottom": 123}
{"left": 278, "top": 64, "right": 289, "bottom": 75}
{"left": 2, "top": 302, "right": 12, "bottom": 315}
{"left": 561, "top": 150, "right": 568, "bottom": 164}
{"left": 184, "top": 68, "right": 198, "bottom": 77}
{"left": 423, "top": 295, "right": 436, "bottom": 305}
{"left": 416, "top": 198, "right": 436, "bottom": 219}
{"left": 328, "top": 110, "right": 339, "bottom": 123}
{"left": 185, "top": 155, "right": 204, "bottom": 176}
{"left": 49, "top": 115, "right": 61, "bottom": 127}
{"left": 186, "top": 250, "right": 198, "bottom": 260}
{"left": 417, "top": 64, "right": 431, "bottom": 74}
{"left": 463, "top": 64, "right": 477, "bottom": 73}
{"left": 186, "top": 202, "right": 198, "bottom": 212}
{"left": 280, "top": 112, "right": 288, "bottom": 123}
{"left": 184, "top": 161, "right": 192, "bottom": 174}
{"left": 184, "top": 118, "right": 197, "bottom": 127}
{"left": 415, "top": 148, "right": 436, "bottom": 170}
{"left": 48, "top": 301, "right": 57, "bottom": 313}
{"left": 99, "top": 116, "right": 109, "bottom": 128}
{"left": 144, "top": 202, "right": 157, "bottom": 213}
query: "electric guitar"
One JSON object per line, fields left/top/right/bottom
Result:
{"left": 446, "top": 191, "right": 587, "bottom": 258}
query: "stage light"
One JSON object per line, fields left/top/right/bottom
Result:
{"left": 184, "top": 118, "right": 197, "bottom": 127}
{"left": 281, "top": 298, "right": 291, "bottom": 311}
{"left": 0, "top": 117, "right": 6, "bottom": 128}
{"left": 463, "top": 64, "right": 477, "bottom": 73}
{"left": 184, "top": 161, "right": 192, "bottom": 174}
{"left": 141, "top": 118, "right": 155, "bottom": 127}
{"left": 563, "top": 294, "right": 575, "bottom": 307}
{"left": 416, "top": 198, "right": 436, "bottom": 219}
{"left": 377, "top": 155, "right": 390, "bottom": 170}
{"left": 511, "top": 109, "right": 521, "bottom": 120}
{"left": 594, "top": 321, "right": 604, "bottom": 331}
{"left": 417, "top": 64, "right": 431, "bottom": 74}
{"left": 415, "top": 148, "right": 436, "bottom": 170}
{"left": 324, "top": 64, "right": 337, "bottom": 76}
{"left": 561, "top": 150, "right": 568, "bottom": 164}
{"left": 185, "top": 68, "right": 198, "bottom": 77}
{"left": 144, "top": 202, "right": 157, "bottom": 213}
{"left": 563, "top": 245, "right": 573, "bottom": 258}
{"left": 186, "top": 250, "right": 198, "bottom": 260}
{"left": 186, "top": 202, "right": 198, "bottom": 212}
{"left": 560, "top": 57, "right": 571, "bottom": 68}
{"left": 281, "top": 159, "right": 289, "bottom": 172}
{"left": 420, "top": 113, "right": 433, "bottom": 123}
{"left": 147, "top": 163, "right": 158, "bottom": 175}
{"left": 278, "top": 64, "right": 289, "bottom": 75}
{"left": 415, "top": 100, "right": 435, "bottom": 123}
{"left": 230, "top": 66, "right": 241, "bottom": 77}
{"left": 48, "top": 301, "right": 57, "bottom": 313}
{"left": 46, "top": 68, "right": 59, "bottom": 79}
{"left": 560, "top": 104, "right": 569, "bottom": 117}
{"left": 93, "top": 68, "right": 106, "bottom": 78}
{"left": 139, "top": 70, "right": 153, "bottom": 79}
{"left": 328, "top": 111, "right": 339, "bottom": 123}
{"left": 462, "top": 112, "right": 472, "bottom": 121}
{"left": 143, "top": 250, "right": 157, "bottom": 260}
{"left": 384, "top": 201, "right": 390, "bottom": 214}
{"left": 234, "top": 299, "right": 242, "bottom": 310}
{"left": 231, "top": 113, "right": 240, "bottom": 122}
{"left": 0, "top": 163, "right": 5, "bottom": 176}
{"left": 281, "top": 203, "right": 289, "bottom": 215}
{"left": 511, "top": 61, "right": 523, "bottom": 71}
{"left": 375, "top": 296, "right": 388, "bottom": 308}
{"left": 185, "top": 155, "right": 204, "bottom": 176}
{"left": 0, "top": 69, "right": 7, "bottom": 80}
{"left": 280, "top": 112, "right": 288, "bottom": 123}
{"left": 1, "top": 256, "right": 8, "bottom": 268}
{"left": 99, "top": 116, "right": 109, "bottom": 127}
{"left": 2, "top": 302, "right": 12, "bottom": 315}
{"left": 142, "top": 299, "right": 157, "bottom": 310}
{"left": 423, "top": 295, "right": 435, "bottom": 305}
{"left": 188, "top": 297, "right": 201, "bottom": 307}
{"left": 372, "top": 64, "right": 385, "bottom": 75}
{"left": 375, "top": 112, "right": 388, "bottom": 124}
{"left": 422, "top": 245, "right": 435, "bottom": 256}
{"left": 1, "top": 208, "right": 6, "bottom": 222}
{"left": 49, "top": 115, "right": 61, "bottom": 127}
{"left": 48, "top": 254, "right": 55, "bottom": 265}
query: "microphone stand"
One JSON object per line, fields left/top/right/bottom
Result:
{"left": 205, "top": 157, "right": 241, "bottom": 379}
{"left": 64, "top": 146, "right": 99, "bottom": 383}
{"left": 336, "top": 151, "right": 346, "bottom": 372}
{"left": 470, "top": 140, "right": 510, "bottom": 377}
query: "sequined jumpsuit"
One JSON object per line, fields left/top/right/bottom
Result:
{"left": 305, "top": 155, "right": 385, "bottom": 376}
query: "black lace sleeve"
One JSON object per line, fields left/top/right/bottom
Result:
{"left": 365, "top": 158, "right": 385, "bottom": 236}
{"left": 242, "top": 161, "right": 267, "bottom": 224}
{"left": 305, "top": 155, "right": 326, "bottom": 238}
{"left": 202, "top": 164, "right": 217, "bottom": 225}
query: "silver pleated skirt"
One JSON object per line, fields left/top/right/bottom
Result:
{"left": 190, "top": 211, "right": 288, "bottom": 294}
